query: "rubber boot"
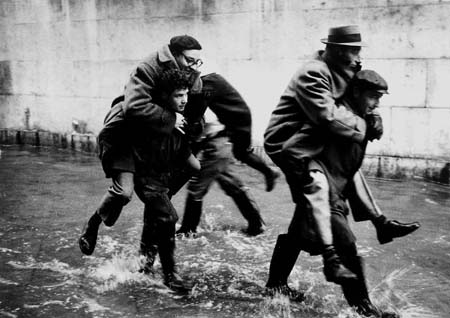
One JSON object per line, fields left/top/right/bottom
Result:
{"left": 265, "top": 234, "right": 304, "bottom": 302}
{"left": 374, "top": 215, "right": 420, "bottom": 245}
{"left": 158, "top": 237, "right": 190, "bottom": 294}
{"left": 232, "top": 189, "right": 265, "bottom": 236}
{"left": 340, "top": 256, "right": 399, "bottom": 318}
{"left": 176, "top": 194, "right": 203, "bottom": 235}
{"left": 322, "top": 245, "right": 357, "bottom": 284}
{"left": 79, "top": 212, "right": 102, "bottom": 255}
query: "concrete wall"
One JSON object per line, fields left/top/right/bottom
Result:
{"left": 1, "top": 0, "right": 450, "bottom": 164}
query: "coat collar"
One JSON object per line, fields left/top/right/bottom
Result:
{"left": 157, "top": 44, "right": 203, "bottom": 93}
{"left": 157, "top": 45, "right": 179, "bottom": 67}
{"left": 318, "top": 50, "right": 356, "bottom": 82}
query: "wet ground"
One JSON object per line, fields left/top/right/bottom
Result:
{"left": 0, "top": 145, "right": 449, "bottom": 318}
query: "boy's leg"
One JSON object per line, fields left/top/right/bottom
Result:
{"left": 177, "top": 136, "right": 226, "bottom": 235}
{"left": 139, "top": 203, "right": 159, "bottom": 274}
{"left": 79, "top": 171, "right": 134, "bottom": 255}
{"left": 347, "top": 170, "right": 420, "bottom": 244}
{"left": 138, "top": 184, "right": 189, "bottom": 292}
{"left": 216, "top": 169, "right": 265, "bottom": 236}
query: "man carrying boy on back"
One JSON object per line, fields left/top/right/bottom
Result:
{"left": 265, "top": 70, "right": 405, "bottom": 317}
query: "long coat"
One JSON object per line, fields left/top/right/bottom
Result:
{"left": 264, "top": 50, "right": 367, "bottom": 201}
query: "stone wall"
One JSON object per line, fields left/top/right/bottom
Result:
{"left": 0, "top": 0, "right": 449, "bottom": 179}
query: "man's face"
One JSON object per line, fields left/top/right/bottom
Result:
{"left": 175, "top": 49, "right": 202, "bottom": 72}
{"left": 165, "top": 88, "right": 189, "bottom": 113}
{"left": 353, "top": 88, "right": 383, "bottom": 115}
{"left": 338, "top": 46, "right": 361, "bottom": 71}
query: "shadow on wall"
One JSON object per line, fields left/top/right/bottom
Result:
{"left": 0, "top": 61, "right": 12, "bottom": 94}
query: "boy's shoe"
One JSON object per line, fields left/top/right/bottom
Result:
{"left": 164, "top": 272, "right": 190, "bottom": 294}
{"left": 375, "top": 215, "right": 420, "bottom": 244}
{"left": 78, "top": 222, "right": 99, "bottom": 255}
{"left": 265, "top": 284, "right": 305, "bottom": 302}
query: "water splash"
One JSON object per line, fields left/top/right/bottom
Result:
{"left": 87, "top": 251, "right": 165, "bottom": 293}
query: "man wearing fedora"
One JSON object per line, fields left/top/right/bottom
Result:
{"left": 263, "top": 25, "right": 419, "bottom": 316}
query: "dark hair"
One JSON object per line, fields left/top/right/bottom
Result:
{"left": 159, "top": 69, "right": 192, "bottom": 94}
{"left": 169, "top": 35, "right": 202, "bottom": 55}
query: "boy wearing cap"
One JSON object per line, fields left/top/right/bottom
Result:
{"left": 268, "top": 69, "right": 402, "bottom": 317}
{"left": 264, "top": 25, "right": 419, "bottom": 306}
{"left": 313, "top": 70, "right": 399, "bottom": 317}
{"left": 79, "top": 35, "right": 203, "bottom": 256}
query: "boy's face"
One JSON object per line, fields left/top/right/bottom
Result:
{"left": 165, "top": 88, "right": 189, "bottom": 113}
{"left": 353, "top": 88, "right": 383, "bottom": 115}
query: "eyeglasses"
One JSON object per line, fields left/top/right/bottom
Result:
{"left": 181, "top": 53, "right": 203, "bottom": 68}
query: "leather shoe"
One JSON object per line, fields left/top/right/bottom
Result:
{"left": 375, "top": 216, "right": 420, "bottom": 244}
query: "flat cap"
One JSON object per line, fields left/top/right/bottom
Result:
{"left": 355, "top": 70, "right": 388, "bottom": 94}
{"left": 169, "top": 35, "right": 202, "bottom": 53}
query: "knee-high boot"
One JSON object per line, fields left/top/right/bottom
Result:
{"left": 158, "top": 235, "right": 190, "bottom": 293}
{"left": 232, "top": 189, "right": 265, "bottom": 236}
{"left": 176, "top": 194, "right": 203, "bottom": 234}
{"left": 339, "top": 255, "right": 399, "bottom": 317}
{"left": 265, "top": 234, "right": 304, "bottom": 301}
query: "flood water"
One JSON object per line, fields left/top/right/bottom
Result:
{"left": 0, "top": 145, "right": 449, "bottom": 318}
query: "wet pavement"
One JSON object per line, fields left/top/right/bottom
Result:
{"left": 0, "top": 145, "right": 449, "bottom": 318}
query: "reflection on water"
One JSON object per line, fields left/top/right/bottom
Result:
{"left": 0, "top": 146, "right": 449, "bottom": 317}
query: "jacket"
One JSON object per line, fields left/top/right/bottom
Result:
{"left": 264, "top": 50, "right": 367, "bottom": 165}
{"left": 122, "top": 44, "right": 202, "bottom": 134}
{"left": 183, "top": 73, "right": 253, "bottom": 156}
{"left": 98, "top": 44, "right": 201, "bottom": 177}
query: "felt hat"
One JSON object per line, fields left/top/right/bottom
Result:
{"left": 321, "top": 25, "right": 366, "bottom": 47}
